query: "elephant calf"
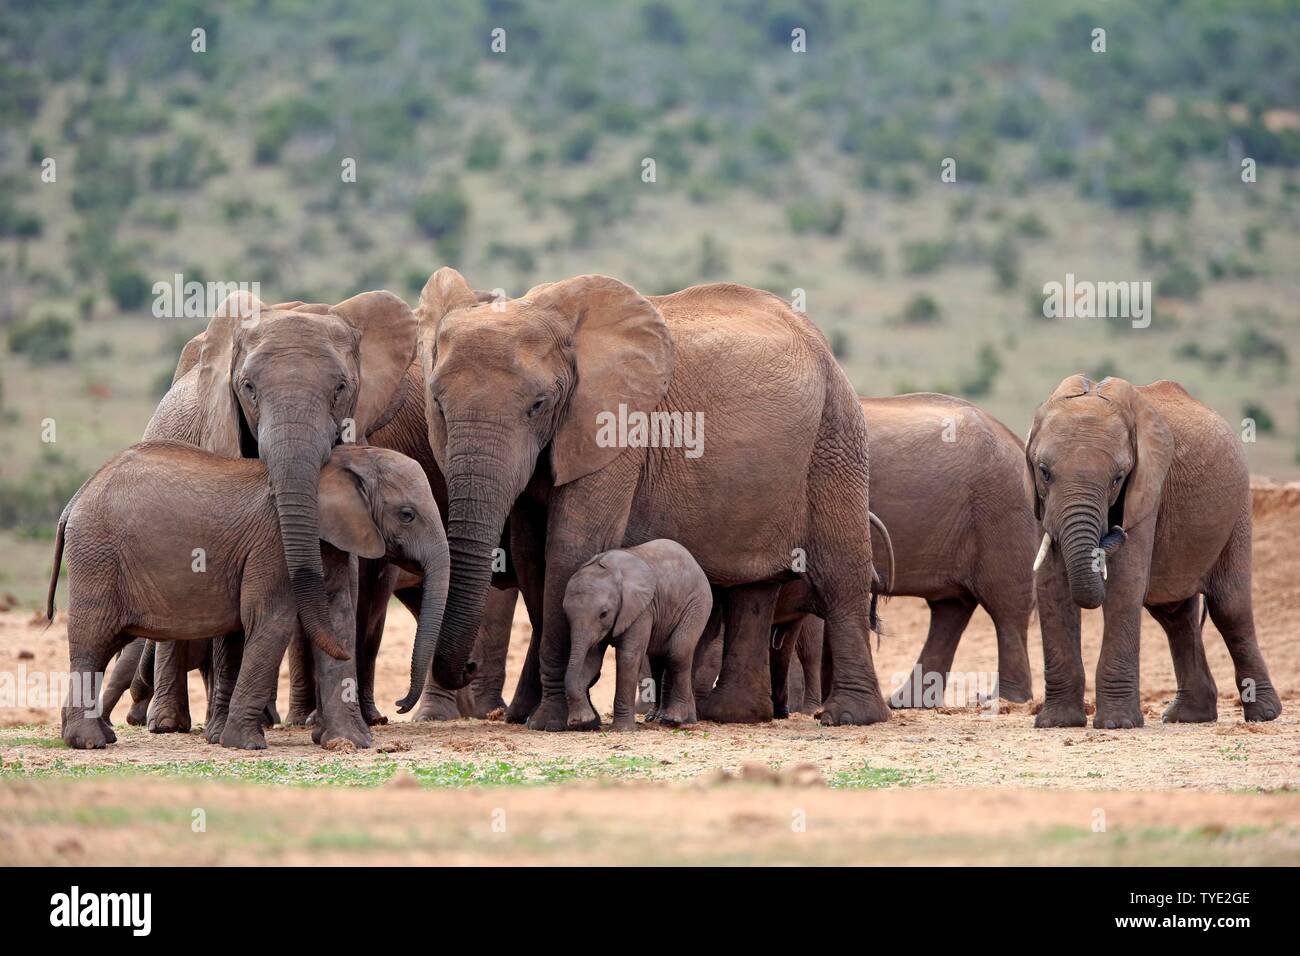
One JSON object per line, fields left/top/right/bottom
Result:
{"left": 47, "top": 441, "right": 449, "bottom": 750}
{"left": 563, "top": 539, "right": 713, "bottom": 731}
{"left": 1027, "top": 375, "right": 1281, "bottom": 729}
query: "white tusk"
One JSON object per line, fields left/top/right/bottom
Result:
{"left": 1032, "top": 532, "right": 1052, "bottom": 572}
{"left": 1099, "top": 549, "right": 1107, "bottom": 581}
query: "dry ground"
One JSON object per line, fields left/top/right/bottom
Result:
{"left": 2, "top": 481, "right": 1298, "bottom": 865}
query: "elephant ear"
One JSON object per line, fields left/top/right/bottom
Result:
{"left": 317, "top": 455, "right": 385, "bottom": 559}
{"left": 611, "top": 551, "right": 655, "bottom": 636}
{"left": 331, "top": 290, "right": 417, "bottom": 438}
{"left": 172, "top": 330, "right": 206, "bottom": 385}
{"left": 415, "top": 268, "right": 498, "bottom": 471}
{"left": 192, "top": 291, "right": 267, "bottom": 457}
{"left": 1022, "top": 410, "right": 1045, "bottom": 521}
{"left": 1106, "top": 380, "right": 1174, "bottom": 532}
{"left": 529, "top": 275, "right": 675, "bottom": 486}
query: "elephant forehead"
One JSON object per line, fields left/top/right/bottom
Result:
{"left": 245, "top": 312, "right": 357, "bottom": 353}
{"left": 1043, "top": 397, "right": 1125, "bottom": 436}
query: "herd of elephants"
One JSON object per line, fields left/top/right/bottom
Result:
{"left": 47, "top": 268, "right": 1282, "bottom": 750}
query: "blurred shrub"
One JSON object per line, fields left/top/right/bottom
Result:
{"left": 958, "top": 344, "right": 1001, "bottom": 398}
{"left": 8, "top": 315, "right": 74, "bottom": 364}
{"left": 786, "top": 198, "right": 845, "bottom": 236}
{"left": 412, "top": 184, "right": 470, "bottom": 246}
{"left": 107, "top": 265, "right": 151, "bottom": 310}
{"left": 990, "top": 234, "right": 1020, "bottom": 290}
{"left": 465, "top": 128, "right": 505, "bottom": 171}
{"left": 1156, "top": 260, "right": 1202, "bottom": 300}
{"left": 898, "top": 293, "right": 942, "bottom": 325}
{"left": 901, "top": 240, "right": 953, "bottom": 275}
{"left": 1242, "top": 402, "right": 1275, "bottom": 433}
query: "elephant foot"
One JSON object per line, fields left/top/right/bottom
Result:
{"left": 1162, "top": 693, "right": 1217, "bottom": 724}
{"left": 411, "top": 690, "right": 461, "bottom": 722}
{"left": 610, "top": 718, "right": 636, "bottom": 732}
{"left": 817, "top": 691, "right": 889, "bottom": 726}
{"left": 1242, "top": 684, "right": 1282, "bottom": 722}
{"left": 204, "top": 714, "right": 227, "bottom": 745}
{"left": 262, "top": 703, "right": 281, "bottom": 728}
{"left": 470, "top": 695, "right": 508, "bottom": 720}
{"left": 147, "top": 706, "right": 191, "bottom": 735}
{"left": 1092, "top": 702, "right": 1144, "bottom": 733}
{"left": 527, "top": 698, "right": 572, "bottom": 732}
{"left": 126, "top": 699, "right": 148, "bottom": 726}
{"left": 997, "top": 682, "right": 1033, "bottom": 704}
{"left": 1034, "top": 698, "right": 1087, "bottom": 728}
{"left": 360, "top": 700, "right": 388, "bottom": 726}
{"left": 220, "top": 722, "right": 267, "bottom": 750}
{"left": 311, "top": 719, "right": 371, "bottom": 749}
{"left": 797, "top": 698, "right": 822, "bottom": 716}
{"left": 773, "top": 704, "right": 790, "bottom": 719}
{"left": 698, "top": 685, "right": 773, "bottom": 724}
{"left": 63, "top": 717, "right": 115, "bottom": 750}
{"left": 283, "top": 706, "right": 314, "bottom": 727}
{"left": 656, "top": 703, "right": 697, "bottom": 728}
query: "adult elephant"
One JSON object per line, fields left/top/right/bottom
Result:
{"left": 417, "top": 268, "right": 888, "bottom": 729}
{"left": 138, "top": 290, "right": 417, "bottom": 731}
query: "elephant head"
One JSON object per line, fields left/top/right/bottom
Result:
{"left": 316, "top": 446, "right": 449, "bottom": 712}
{"left": 1024, "top": 375, "right": 1173, "bottom": 609}
{"left": 186, "top": 290, "right": 416, "bottom": 660}
{"left": 561, "top": 550, "right": 655, "bottom": 723}
{"left": 415, "top": 267, "right": 674, "bottom": 688}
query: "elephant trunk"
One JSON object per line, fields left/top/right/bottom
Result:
{"left": 263, "top": 430, "right": 349, "bottom": 661}
{"left": 1058, "top": 493, "right": 1107, "bottom": 610}
{"left": 395, "top": 553, "right": 451, "bottom": 713}
{"left": 564, "top": 635, "right": 592, "bottom": 710}
{"left": 431, "top": 426, "right": 521, "bottom": 690}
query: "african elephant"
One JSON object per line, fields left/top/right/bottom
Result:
{"left": 1026, "top": 375, "right": 1281, "bottom": 729}
{"left": 563, "top": 539, "right": 713, "bottom": 731}
{"left": 768, "top": 394, "right": 1037, "bottom": 710}
{"left": 417, "top": 268, "right": 887, "bottom": 730}
{"left": 138, "top": 290, "right": 417, "bottom": 732}
{"left": 48, "top": 442, "right": 448, "bottom": 750}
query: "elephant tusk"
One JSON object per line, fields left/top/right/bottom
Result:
{"left": 1099, "top": 549, "right": 1108, "bottom": 581}
{"left": 1032, "top": 532, "right": 1052, "bottom": 572}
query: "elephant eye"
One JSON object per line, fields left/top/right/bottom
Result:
{"left": 399, "top": 507, "right": 416, "bottom": 524}
{"left": 335, "top": 380, "right": 347, "bottom": 398}
{"left": 1113, "top": 473, "right": 1125, "bottom": 486}
{"left": 599, "top": 609, "right": 609, "bottom": 619}
{"left": 527, "top": 397, "right": 547, "bottom": 418}
{"left": 1038, "top": 463, "right": 1051, "bottom": 483}
{"left": 241, "top": 381, "right": 256, "bottom": 400}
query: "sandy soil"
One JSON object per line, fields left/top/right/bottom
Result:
{"left": 2, "top": 480, "right": 1298, "bottom": 864}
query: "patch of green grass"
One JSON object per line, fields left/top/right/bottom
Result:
{"left": 1, "top": 736, "right": 66, "bottom": 748}
{"left": 828, "top": 763, "right": 933, "bottom": 789}
{"left": 0, "top": 753, "right": 663, "bottom": 788}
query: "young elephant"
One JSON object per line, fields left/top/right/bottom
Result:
{"left": 1026, "top": 375, "right": 1281, "bottom": 729}
{"left": 563, "top": 540, "right": 712, "bottom": 731}
{"left": 48, "top": 442, "right": 448, "bottom": 750}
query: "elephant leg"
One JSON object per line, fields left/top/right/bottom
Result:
{"left": 147, "top": 640, "right": 192, "bottom": 734}
{"left": 818, "top": 605, "right": 890, "bottom": 726}
{"left": 988, "top": 599, "right": 1034, "bottom": 704}
{"left": 690, "top": 595, "right": 724, "bottom": 702}
{"left": 309, "top": 568, "right": 372, "bottom": 749}
{"left": 659, "top": 607, "right": 708, "bottom": 727}
{"left": 285, "top": 630, "right": 316, "bottom": 726}
{"left": 402, "top": 582, "right": 464, "bottom": 721}
{"left": 126, "top": 639, "right": 155, "bottom": 726}
{"left": 636, "top": 655, "right": 656, "bottom": 716}
{"left": 1204, "top": 521, "right": 1281, "bottom": 722}
{"left": 100, "top": 637, "right": 145, "bottom": 722}
{"left": 62, "top": 620, "right": 128, "bottom": 750}
{"left": 505, "top": 496, "right": 548, "bottom": 725}
{"left": 891, "top": 598, "right": 976, "bottom": 708}
{"left": 611, "top": 623, "right": 651, "bottom": 732}
{"left": 795, "top": 617, "right": 824, "bottom": 714}
{"left": 1033, "top": 557, "right": 1086, "bottom": 728}
{"left": 355, "top": 558, "right": 396, "bottom": 726}
{"left": 769, "top": 619, "right": 802, "bottom": 719}
{"left": 698, "top": 582, "right": 781, "bottom": 724}
{"left": 1148, "top": 596, "right": 1217, "bottom": 723}
{"left": 470, "top": 586, "right": 516, "bottom": 718}
{"left": 205, "top": 632, "right": 244, "bottom": 744}
{"left": 527, "top": 468, "right": 638, "bottom": 732}
{"left": 1094, "top": 600, "right": 1144, "bottom": 729}
{"left": 222, "top": 619, "right": 292, "bottom": 751}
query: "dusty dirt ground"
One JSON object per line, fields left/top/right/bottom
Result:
{"left": 2, "top": 480, "right": 1299, "bottom": 865}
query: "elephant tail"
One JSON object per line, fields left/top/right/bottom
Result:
{"left": 868, "top": 510, "right": 895, "bottom": 596}
{"left": 45, "top": 482, "right": 87, "bottom": 626}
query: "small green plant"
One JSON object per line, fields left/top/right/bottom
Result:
{"left": 897, "top": 292, "right": 942, "bottom": 325}
{"left": 7, "top": 314, "right": 74, "bottom": 364}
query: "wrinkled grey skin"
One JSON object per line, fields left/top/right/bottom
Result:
{"left": 563, "top": 540, "right": 713, "bottom": 731}
{"left": 140, "top": 290, "right": 417, "bottom": 733}
{"left": 49, "top": 442, "right": 447, "bottom": 750}
{"left": 1027, "top": 375, "right": 1281, "bottom": 730}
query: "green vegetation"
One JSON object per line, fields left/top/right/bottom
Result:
{"left": 1, "top": 0, "right": 1299, "bottom": 600}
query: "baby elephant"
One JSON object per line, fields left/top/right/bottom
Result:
{"left": 563, "top": 539, "right": 712, "bottom": 731}
{"left": 49, "top": 441, "right": 448, "bottom": 750}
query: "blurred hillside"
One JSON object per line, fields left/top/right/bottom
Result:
{"left": 1, "top": 0, "right": 1299, "bottom": 602}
